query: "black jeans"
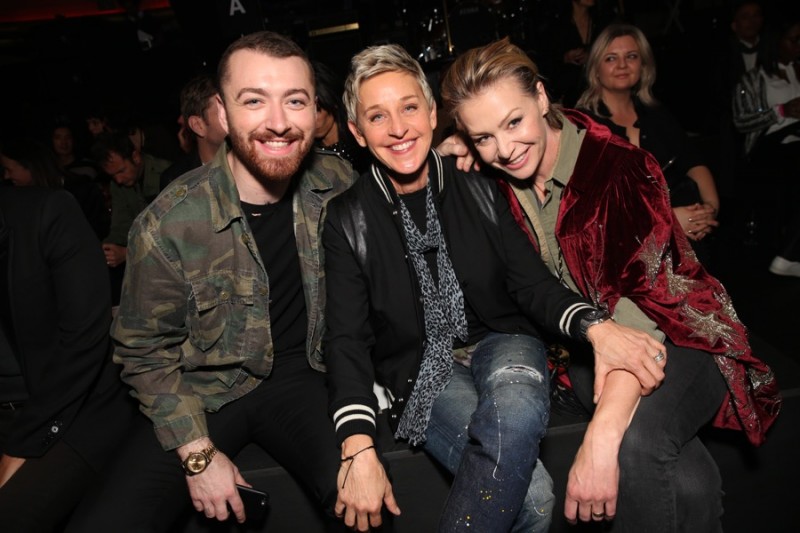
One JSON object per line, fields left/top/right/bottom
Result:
{"left": 569, "top": 341, "right": 728, "bottom": 533}
{"left": 67, "top": 355, "right": 342, "bottom": 533}
{"left": 0, "top": 439, "right": 94, "bottom": 533}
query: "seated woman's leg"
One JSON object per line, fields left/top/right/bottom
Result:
{"left": 424, "top": 332, "right": 553, "bottom": 533}
{"left": 612, "top": 343, "right": 727, "bottom": 533}
{"left": 673, "top": 436, "right": 723, "bottom": 533}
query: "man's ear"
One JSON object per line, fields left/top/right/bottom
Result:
{"left": 348, "top": 120, "right": 367, "bottom": 148}
{"left": 187, "top": 115, "right": 207, "bottom": 138}
{"left": 216, "top": 94, "right": 230, "bottom": 135}
{"left": 131, "top": 149, "right": 142, "bottom": 166}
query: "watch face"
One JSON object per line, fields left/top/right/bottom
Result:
{"left": 586, "top": 309, "right": 607, "bottom": 321}
{"left": 186, "top": 452, "right": 208, "bottom": 474}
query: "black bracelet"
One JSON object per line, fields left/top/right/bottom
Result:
{"left": 340, "top": 445, "right": 375, "bottom": 488}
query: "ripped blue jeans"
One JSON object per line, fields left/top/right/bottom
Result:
{"left": 423, "top": 332, "right": 553, "bottom": 533}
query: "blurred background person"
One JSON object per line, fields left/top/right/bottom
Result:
{"left": 84, "top": 106, "right": 110, "bottom": 140}
{"left": 577, "top": 23, "right": 721, "bottom": 266}
{"left": 544, "top": 0, "right": 614, "bottom": 107}
{"left": 51, "top": 121, "right": 99, "bottom": 180}
{"left": 90, "top": 131, "right": 170, "bottom": 304}
{"left": 1, "top": 137, "right": 108, "bottom": 240}
{"left": 312, "top": 61, "right": 369, "bottom": 173}
{"left": 733, "top": 15, "right": 800, "bottom": 276}
{"left": 160, "top": 73, "right": 227, "bottom": 188}
{"left": 728, "top": 0, "right": 766, "bottom": 91}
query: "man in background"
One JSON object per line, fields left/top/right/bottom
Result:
{"left": 160, "top": 73, "right": 227, "bottom": 188}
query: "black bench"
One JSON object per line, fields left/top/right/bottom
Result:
{"left": 182, "top": 334, "right": 800, "bottom": 533}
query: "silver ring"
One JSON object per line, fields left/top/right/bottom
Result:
{"left": 591, "top": 512, "right": 605, "bottom": 518}
{"left": 653, "top": 351, "right": 665, "bottom": 363}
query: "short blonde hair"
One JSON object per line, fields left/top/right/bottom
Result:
{"left": 576, "top": 24, "right": 658, "bottom": 114}
{"left": 441, "top": 37, "right": 563, "bottom": 130}
{"left": 343, "top": 44, "right": 435, "bottom": 125}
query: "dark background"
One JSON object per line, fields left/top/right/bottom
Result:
{"left": 0, "top": 1, "right": 795, "bottom": 151}
{"left": 0, "top": 0, "right": 798, "bottom": 358}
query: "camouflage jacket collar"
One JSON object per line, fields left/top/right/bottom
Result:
{"left": 205, "top": 145, "right": 338, "bottom": 233}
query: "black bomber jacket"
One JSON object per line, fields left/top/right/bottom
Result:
{"left": 323, "top": 151, "right": 597, "bottom": 444}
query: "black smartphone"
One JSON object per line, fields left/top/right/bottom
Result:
{"left": 236, "top": 484, "right": 270, "bottom": 522}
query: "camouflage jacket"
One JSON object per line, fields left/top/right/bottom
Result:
{"left": 112, "top": 146, "right": 355, "bottom": 450}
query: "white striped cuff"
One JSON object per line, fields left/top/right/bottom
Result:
{"left": 333, "top": 404, "right": 376, "bottom": 432}
{"left": 560, "top": 302, "right": 595, "bottom": 336}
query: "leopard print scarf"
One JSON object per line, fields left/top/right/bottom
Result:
{"left": 394, "top": 181, "right": 468, "bottom": 445}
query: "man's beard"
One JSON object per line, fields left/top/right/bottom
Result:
{"left": 229, "top": 128, "right": 312, "bottom": 182}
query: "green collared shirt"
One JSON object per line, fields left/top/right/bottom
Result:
{"left": 511, "top": 121, "right": 664, "bottom": 342}
{"left": 112, "top": 145, "right": 356, "bottom": 450}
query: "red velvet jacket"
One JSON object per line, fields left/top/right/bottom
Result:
{"left": 499, "top": 109, "right": 781, "bottom": 446}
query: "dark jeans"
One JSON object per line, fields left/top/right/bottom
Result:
{"left": 569, "top": 341, "right": 728, "bottom": 533}
{"left": 66, "top": 355, "right": 342, "bottom": 533}
{"left": 423, "top": 332, "right": 553, "bottom": 533}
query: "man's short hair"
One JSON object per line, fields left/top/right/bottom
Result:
{"left": 90, "top": 131, "right": 136, "bottom": 164}
{"left": 180, "top": 74, "right": 217, "bottom": 124}
{"left": 343, "top": 44, "right": 435, "bottom": 125}
{"left": 216, "top": 31, "right": 313, "bottom": 100}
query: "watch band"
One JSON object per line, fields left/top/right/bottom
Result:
{"left": 579, "top": 309, "right": 611, "bottom": 340}
{"left": 181, "top": 443, "right": 218, "bottom": 475}
{"left": 203, "top": 443, "right": 218, "bottom": 464}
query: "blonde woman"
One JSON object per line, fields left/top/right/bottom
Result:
{"left": 440, "top": 37, "right": 780, "bottom": 531}
{"left": 577, "top": 24, "right": 720, "bottom": 263}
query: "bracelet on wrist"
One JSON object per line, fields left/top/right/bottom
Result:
{"left": 340, "top": 444, "right": 376, "bottom": 488}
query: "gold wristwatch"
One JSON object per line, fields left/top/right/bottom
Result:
{"left": 181, "top": 443, "right": 218, "bottom": 475}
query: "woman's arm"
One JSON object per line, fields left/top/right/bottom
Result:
{"left": 688, "top": 165, "right": 719, "bottom": 214}
{"left": 489, "top": 176, "right": 666, "bottom": 395}
{"left": 322, "top": 199, "right": 401, "bottom": 529}
{"left": 564, "top": 370, "right": 641, "bottom": 523}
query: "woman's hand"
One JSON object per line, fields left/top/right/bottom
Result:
{"left": 565, "top": 370, "right": 640, "bottom": 524}
{"left": 335, "top": 435, "right": 401, "bottom": 531}
{"left": 436, "top": 134, "right": 480, "bottom": 172}
{"left": 683, "top": 166, "right": 720, "bottom": 241}
{"left": 674, "top": 204, "right": 718, "bottom": 241}
{"left": 585, "top": 320, "right": 666, "bottom": 400}
{"left": 564, "top": 424, "right": 621, "bottom": 523}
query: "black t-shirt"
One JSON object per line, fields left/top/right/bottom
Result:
{"left": 241, "top": 196, "right": 307, "bottom": 361}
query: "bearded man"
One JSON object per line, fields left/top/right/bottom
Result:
{"left": 67, "top": 31, "right": 356, "bottom": 533}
